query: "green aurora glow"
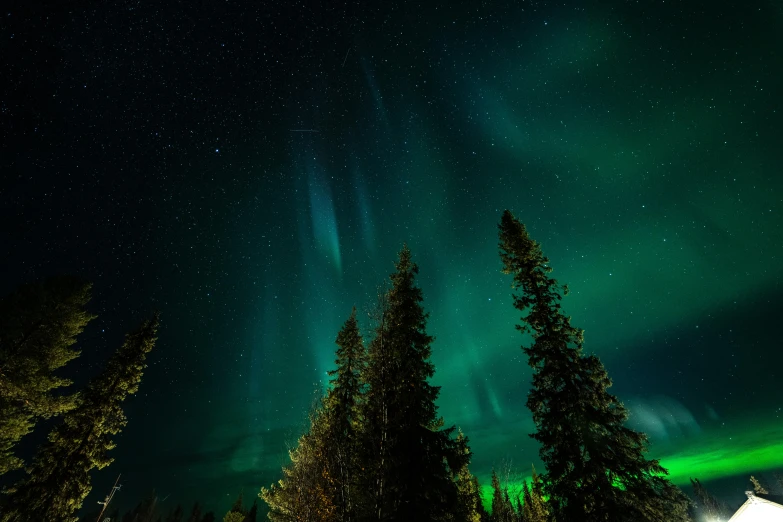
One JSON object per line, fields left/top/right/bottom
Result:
{"left": 2, "top": 0, "right": 781, "bottom": 514}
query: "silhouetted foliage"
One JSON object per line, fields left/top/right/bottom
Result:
{"left": 498, "top": 210, "right": 690, "bottom": 522}
{"left": 520, "top": 467, "right": 548, "bottom": 522}
{"left": 0, "top": 276, "right": 95, "bottom": 475}
{"left": 223, "top": 491, "right": 246, "bottom": 522}
{"left": 355, "top": 246, "right": 466, "bottom": 521}
{"left": 690, "top": 478, "right": 731, "bottom": 520}
{"left": 260, "top": 402, "right": 336, "bottom": 522}
{"left": 243, "top": 500, "right": 257, "bottom": 522}
{"left": 489, "top": 470, "right": 514, "bottom": 522}
{"left": 1, "top": 314, "right": 160, "bottom": 522}
{"left": 750, "top": 475, "right": 769, "bottom": 495}
{"left": 323, "top": 308, "right": 366, "bottom": 522}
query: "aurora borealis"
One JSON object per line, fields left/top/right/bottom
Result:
{"left": 2, "top": 0, "right": 782, "bottom": 515}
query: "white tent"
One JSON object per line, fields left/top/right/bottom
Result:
{"left": 727, "top": 492, "right": 783, "bottom": 521}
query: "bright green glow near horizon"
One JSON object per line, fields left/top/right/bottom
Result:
{"left": 22, "top": 0, "right": 779, "bottom": 513}
{"left": 659, "top": 424, "right": 783, "bottom": 486}
{"left": 476, "top": 423, "right": 783, "bottom": 509}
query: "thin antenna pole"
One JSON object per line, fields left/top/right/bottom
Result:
{"left": 95, "top": 474, "right": 122, "bottom": 522}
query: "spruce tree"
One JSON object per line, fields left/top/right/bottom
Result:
{"left": 489, "top": 470, "right": 514, "bottom": 522}
{"left": 222, "top": 512, "right": 244, "bottom": 522}
{"left": 323, "top": 308, "right": 365, "bottom": 522}
{"left": 689, "top": 478, "right": 730, "bottom": 520}
{"left": 357, "top": 245, "right": 466, "bottom": 521}
{"left": 750, "top": 475, "right": 769, "bottom": 495}
{"left": 0, "top": 276, "right": 95, "bottom": 475}
{"left": 498, "top": 210, "right": 690, "bottom": 522}
{"left": 243, "top": 500, "right": 257, "bottom": 522}
{"left": 223, "top": 491, "right": 245, "bottom": 522}
{"left": 521, "top": 467, "right": 548, "bottom": 522}
{"left": 261, "top": 308, "right": 366, "bottom": 522}
{"left": 453, "top": 431, "right": 482, "bottom": 522}
{"left": 474, "top": 477, "right": 490, "bottom": 522}
{"left": 260, "top": 403, "right": 336, "bottom": 522}
{"left": 0, "top": 314, "right": 160, "bottom": 522}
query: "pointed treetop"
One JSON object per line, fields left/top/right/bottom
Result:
{"left": 750, "top": 475, "right": 769, "bottom": 495}
{"left": 231, "top": 489, "right": 245, "bottom": 514}
{"left": 394, "top": 243, "right": 418, "bottom": 276}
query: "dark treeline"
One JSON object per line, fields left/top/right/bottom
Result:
{"left": 0, "top": 277, "right": 159, "bottom": 522}
{"left": 254, "top": 211, "right": 694, "bottom": 522}
{"left": 0, "top": 212, "right": 774, "bottom": 521}
{"left": 78, "top": 490, "right": 259, "bottom": 522}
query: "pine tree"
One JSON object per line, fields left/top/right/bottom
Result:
{"left": 521, "top": 467, "right": 548, "bottom": 522}
{"left": 453, "top": 431, "right": 482, "bottom": 522}
{"left": 222, "top": 513, "right": 244, "bottom": 522}
{"left": 201, "top": 513, "right": 216, "bottom": 522}
{"left": 243, "top": 500, "right": 257, "bottom": 522}
{"left": 498, "top": 210, "right": 690, "bottom": 522}
{"left": 260, "top": 403, "right": 336, "bottom": 522}
{"left": 0, "top": 276, "right": 95, "bottom": 475}
{"left": 323, "top": 308, "right": 365, "bottom": 522}
{"left": 489, "top": 470, "right": 514, "bottom": 522}
{"left": 357, "top": 245, "right": 466, "bottom": 521}
{"left": 223, "top": 491, "right": 246, "bottom": 522}
{"left": 750, "top": 475, "right": 769, "bottom": 495}
{"left": 474, "top": 477, "right": 490, "bottom": 522}
{"left": 0, "top": 314, "right": 160, "bottom": 522}
{"left": 690, "top": 479, "right": 730, "bottom": 520}
{"left": 261, "top": 310, "right": 364, "bottom": 522}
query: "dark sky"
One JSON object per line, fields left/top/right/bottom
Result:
{"left": 2, "top": 0, "right": 782, "bottom": 515}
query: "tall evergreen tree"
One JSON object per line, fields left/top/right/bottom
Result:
{"left": 0, "top": 314, "right": 160, "bottom": 522}
{"left": 520, "top": 467, "right": 548, "bottom": 522}
{"left": 323, "top": 308, "right": 365, "bottom": 522}
{"left": 0, "top": 276, "right": 95, "bottom": 475}
{"left": 453, "top": 431, "right": 482, "bottom": 522}
{"left": 357, "top": 245, "right": 466, "bottom": 521}
{"left": 689, "top": 478, "right": 730, "bottom": 520}
{"left": 261, "top": 309, "right": 365, "bottom": 522}
{"left": 260, "top": 403, "right": 336, "bottom": 522}
{"left": 474, "top": 478, "right": 490, "bottom": 522}
{"left": 498, "top": 210, "right": 690, "bottom": 522}
{"left": 243, "top": 499, "right": 257, "bottom": 522}
{"left": 489, "top": 470, "right": 514, "bottom": 522}
{"left": 223, "top": 491, "right": 246, "bottom": 522}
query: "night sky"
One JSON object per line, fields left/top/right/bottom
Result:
{"left": 2, "top": 0, "right": 782, "bottom": 515}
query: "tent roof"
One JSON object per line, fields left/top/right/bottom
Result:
{"left": 727, "top": 492, "right": 783, "bottom": 521}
